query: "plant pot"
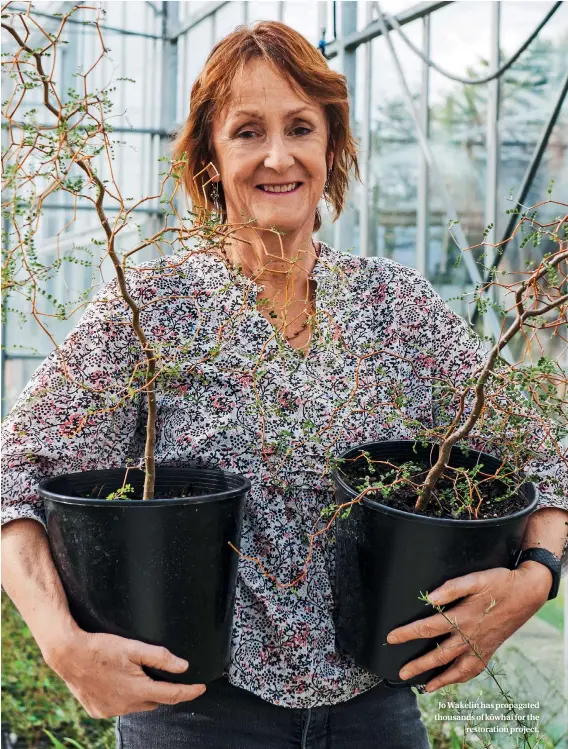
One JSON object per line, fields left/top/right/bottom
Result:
{"left": 39, "top": 466, "right": 250, "bottom": 685}
{"left": 332, "top": 440, "right": 538, "bottom": 687}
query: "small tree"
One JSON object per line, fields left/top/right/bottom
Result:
{"left": 1, "top": 3, "right": 275, "bottom": 500}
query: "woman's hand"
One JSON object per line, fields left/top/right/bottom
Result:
{"left": 386, "top": 562, "right": 553, "bottom": 693}
{"left": 46, "top": 629, "right": 207, "bottom": 718}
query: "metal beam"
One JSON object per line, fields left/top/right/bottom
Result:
{"left": 359, "top": 2, "right": 373, "bottom": 258}
{"left": 483, "top": 2, "right": 500, "bottom": 342}
{"left": 146, "top": 1, "right": 163, "bottom": 16}
{"left": 6, "top": 5, "right": 162, "bottom": 40}
{"left": 1, "top": 123, "right": 169, "bottom": 137}
{"left": 416, "top": 13, "right": 430, "bottom": 277}
{"left": 325, "top": 1, "right": 451, "bottom": 59}
{"left": 3, "top": 353, "right": 45, "bottom": 361}
{"left": 159, "top": 2, "right": 180, "bottom": 221}
{"left": 14, "top": 203, "right": 163, "bottom": 215}
{"left": 169, "top": 1, "right": 229, "bottom": 42}
{"left": 334, "top": 2, "right": 358, "bottom": 254}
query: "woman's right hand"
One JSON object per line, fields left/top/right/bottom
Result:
{"left": 46, "top": 629, "right": 207, "bottom": 718}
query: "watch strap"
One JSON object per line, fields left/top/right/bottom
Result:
{"left": 515, "top": 547, "right": 561, "bottom": 600}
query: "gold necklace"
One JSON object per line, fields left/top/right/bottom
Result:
{"left": 219, "top": 239, "right": 320, "bottom": 342}
{"left": 279, "top": 289, "right": 315, "bottom": 342}
{"left": 278, "top": 242, "right": 320, "bottom": 342}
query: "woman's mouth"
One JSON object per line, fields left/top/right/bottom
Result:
{"left": 256, "top": 182, "right": 302, "bottom": 195}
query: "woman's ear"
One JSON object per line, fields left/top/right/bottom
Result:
{"left": 327, "top": 151, "right": 334, "bottom": 171}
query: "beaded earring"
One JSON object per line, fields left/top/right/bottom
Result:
{"left": 323, "top": 166, "right": 332, "bottom": 203}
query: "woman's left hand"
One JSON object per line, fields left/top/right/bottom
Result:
{"left": 386, "top": 562, "right": 553, "bottom": 693}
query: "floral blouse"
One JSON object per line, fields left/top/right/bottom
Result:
{"left": 2, "top": 241, "right": 567, "bottom": 709}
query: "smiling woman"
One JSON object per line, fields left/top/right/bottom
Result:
{"left": 3, "top": 16, "right": 566, "bottom": 749}
{"left": 172, "top": 21, "right": 358, "bottom": 233}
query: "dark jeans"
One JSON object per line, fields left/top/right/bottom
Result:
{"left": 116, "top": 677, "right": 431, "bottom": 748}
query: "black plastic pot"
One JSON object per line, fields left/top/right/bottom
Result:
{"left": 332, "top": 440, "right": 538, "bottom": 687}
{"left": 39, "top": 466, "right": 250, "bottom": 685}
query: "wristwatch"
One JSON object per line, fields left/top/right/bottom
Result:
{"left": 514, "top": 547, "right": 562, "bottom": 601}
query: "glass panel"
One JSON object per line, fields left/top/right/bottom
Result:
{"left": 427, "top": 2, "right": 493, "bottom": 308}
{"left": 497, "top": 1, "right": 568, "bottom": 233}
{"left": 368, "top": 19, "right": 422, "bottom": 265}
{"left": 247, "top": 2, "right": 280, "bottom": 22}
{"left": 214, "top": 2, "right": 245, "bottom": 42}
{"left": 346, "top": 43, "right": 367, "bottom": 255}
{"left": 283, "top": 1, "right": 319, "bottom": 45}
{"left": 187, "top": 17, "right": 214, "bottom": 86}
{"left": 491, "top": 3, "right": 567, "bottom": 360}
{"left": 316, "top": 52, "right": 342, "bottom": 248}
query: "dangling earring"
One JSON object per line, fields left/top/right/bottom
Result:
{"left": 210, "top": 181, "right": 220, "bottom": 212}
{"left": 323, "top": 167, "right": 332, "bottom": 201}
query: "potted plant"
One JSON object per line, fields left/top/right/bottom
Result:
{"left": 1, "top": 6, "right": 253, "bottom": 685}
{"left": 330, "top": 207, "right": 567, "bottom": 685}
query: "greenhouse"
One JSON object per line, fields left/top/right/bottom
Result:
{"left": 1, "top": 3, "right": 567, "bottom": 748}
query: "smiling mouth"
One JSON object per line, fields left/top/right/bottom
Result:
{"left": 256, "top": 182, "right": 302, "bottom": 194}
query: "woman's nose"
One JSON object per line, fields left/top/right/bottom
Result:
{"left": 263, "top": 135, "right": 295, "bottom": 173}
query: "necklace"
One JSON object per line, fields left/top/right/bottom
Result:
{"left": 218, "top": 238, "right": 320, "bottom": 343}
{"left": 279, "top": 282, "right": 316, "bottom": 342}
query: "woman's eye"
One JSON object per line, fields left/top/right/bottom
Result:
{"left": 237, "top": 125, "right": 312, "bottom": 140}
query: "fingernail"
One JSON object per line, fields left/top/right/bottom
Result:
{"left": 387, "top": 635, "right": 398, "bottom": 644}
{"left": 399, "top": 670, "right": 410, "bottom": 680}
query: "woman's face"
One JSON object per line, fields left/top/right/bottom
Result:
{"left": 209, "top": 58, "right": 332, "bottom": 235}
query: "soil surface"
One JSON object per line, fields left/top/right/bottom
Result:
{"left": 78, "top": 483, "right": 218, "bottom": 500}
{"left": 338, "top": 458, "right": 531, "bottom": 520}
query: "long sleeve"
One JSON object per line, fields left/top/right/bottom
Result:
{"left": 400, "top": 267, "right": 568, "bottom": 566}
{"left": 1, "top": 276, "right": 144, "bottom": 529}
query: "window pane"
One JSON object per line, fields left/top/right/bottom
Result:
{"left": 247, "top": 2, "right": 280, "bottom": 23}
{"left": 427, "top": 2, "right": 493, "bottom": 306}
{"left": 283, "top": 1, "right": 319, "bottom": 45}
{"left": 368, "top": 19, "right": 422, "bottom": 266}
{"left": 215, "top": 2, "right": 245, "bottom": 41}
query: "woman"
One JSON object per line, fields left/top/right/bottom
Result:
{"left": 2, "top": 21, "right": 567, "bottom": 749}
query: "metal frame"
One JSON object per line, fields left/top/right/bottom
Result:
{"left": 334, "top": 2, "right": 358, "bottom": 253}
{"left": 483, "top": 1, "right": 500, "bottom": 342}
{"left": 415, "top": 12, "right": 430, "bottom": 277}
{"left": 358, "top": 1, "right": 373, "bottom": 259}
{"left": 325, "top": 1, "right": 450, "bottom": 58}
{"left": 170, "top": 1, "right": 229, "bottom": 42}
{"left": 7, "top": 4, "right": 163, "bottom": 40}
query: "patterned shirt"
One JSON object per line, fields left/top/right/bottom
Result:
{"left": 2, "top": 241, "right": 567, "bottom": 708}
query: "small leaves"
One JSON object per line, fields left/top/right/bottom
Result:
{"left": 105, "top": 483, "right": 135, "bottom": 501}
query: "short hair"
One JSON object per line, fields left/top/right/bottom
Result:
{"left": 170, "top": 21, "right": 360, "bottom": 232}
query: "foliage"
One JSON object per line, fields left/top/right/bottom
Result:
{"left": 1, "top": 593, "right": 115, "bottom": 748}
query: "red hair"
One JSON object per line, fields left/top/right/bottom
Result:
{"left": 171, "top": 21, "right": 360, "bottom": 231}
